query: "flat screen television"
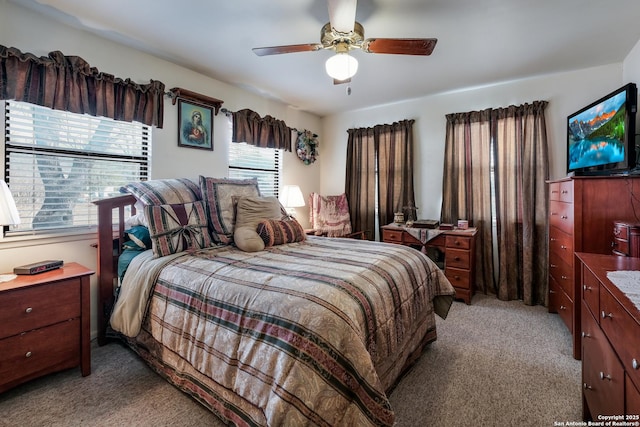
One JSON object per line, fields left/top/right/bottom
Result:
{"left": 567, "top": 82, "right": 637, "bottom": 176}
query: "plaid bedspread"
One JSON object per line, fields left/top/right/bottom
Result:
{"left": 112, "top": 237, "right": 455, "bottom": 426}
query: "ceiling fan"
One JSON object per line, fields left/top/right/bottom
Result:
{"left": 252, "top": 0, "right": 437, "bottom": 83}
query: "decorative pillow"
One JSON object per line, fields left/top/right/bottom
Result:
{"left": 123, "top": 225, "right": 152, "bottom": 251}
{"left": 257, "top": 218, "right": 306, "bottom": 247}
{"left": 121, "top": 178, "right": 201, "bottom": 206}
{"left": 145, "top": 201, "right": 212, "bottom": 258}
{"left": 233, "top": 196, "right": 283, "bottom": 252}
{"left": 199, "top": 176, "right": 260, "bottom": 244}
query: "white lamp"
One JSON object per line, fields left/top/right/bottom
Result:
{"left": 0, "top": 180, "right": 20, "bottom": 282}
{"left": 0, "top": 180, "right": 20, "bottom": 227}
{"left": 325, "top": 52, "right": 358, "bottom": 81}
{"left": 279, "top": 185, "right": 305, "bottom": 216}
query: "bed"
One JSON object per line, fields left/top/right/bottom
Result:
{"left": 93, "top": 178, "right": 455, "bottom": 427}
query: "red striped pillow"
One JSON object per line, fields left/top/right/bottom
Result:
{"left": 256, "top": 218, "right": 306, "bottom": 247}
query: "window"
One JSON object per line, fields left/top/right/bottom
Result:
{"left": 4, "top": 100, "right": 150, "bottom": 234}
{"left": 228, "top": 141, "right": 281, "bottom": 197}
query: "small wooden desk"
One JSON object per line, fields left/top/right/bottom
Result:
{"left": 381, "top": 224, "right": 478, "bottom": 304}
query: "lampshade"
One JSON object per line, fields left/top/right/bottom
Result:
{"left": 325, "top": 53, "right": 358, "bottom": 81}
{"left": 0, "top": 180, "right": 21, "bottom": 226}
{"left": 279, "top": 185, "right": 305, "bottom": 209}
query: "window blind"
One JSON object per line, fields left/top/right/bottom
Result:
{"left": 4, "top": 100, "right": 150, "bottom": 233}
{"left": 228, "top": 141, "right": 281, "bottom": 197}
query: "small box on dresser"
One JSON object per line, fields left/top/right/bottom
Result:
{"left": 0, "top": 262, "right": 94, "bottom": 393}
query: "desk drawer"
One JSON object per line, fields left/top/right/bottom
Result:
{"left": 445, "top": 235, "right": 470, "bottom": 250}
{"left": 382, "top": 229, "right": 403, "bottom": 243}
{"left": 550, "top": 253, "right": 573, "bottom": 299}
{"left": 445, "top": 248, "right": 470, "bottom": 269}
{"left": 445, "top": 267, "right": 471, "bottom": 290}
{"left": 581, "top": 265, "right": 600, "bottom": 320}
{"left": 0, "top": 279, "right": 80, "bottom": 339}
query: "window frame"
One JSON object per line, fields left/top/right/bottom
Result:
{"left": 3, "top": 100, "right": 151, "bottom": 237}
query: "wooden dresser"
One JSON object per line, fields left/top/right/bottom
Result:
{"left": 0, "top": 263, "right": 94, "bottom": 393}
{"left": 547, "top": 176, "right": 640, "bottom": 360}
{"left": 612, "top": 221, "right": 640, "bottom": 257}
{"left": 381, "top": 224, "right": 477, "bottom": 304}
{"left": 576, "top": 253, "right": 640, "bottom": 420}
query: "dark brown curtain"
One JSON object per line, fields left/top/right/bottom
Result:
{"left": 0, "top": 45, "right": 165, "bottom": 127}
{"left": 441, "top": 101, "right": 549, "bottom": 305}
{"left": 231, "top": 108, "right": 293, "bottom": 151}
{"left": 346, "top": 119, "right": 416, "bottom": 240}
{"left": 346, "top": 127, "right": 376, "bottom": 239}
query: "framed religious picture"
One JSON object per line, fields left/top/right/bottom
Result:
{"left": 178, "top": 99, "right": 213, "bottom": 150}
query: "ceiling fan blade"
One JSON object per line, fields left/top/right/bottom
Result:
{"left": 327, "top": 0, "right": 357, "bottom": 33}
{"left": 252, "top": 43, "right": 323, "bottom": 56}
{"left": 363, "top": 38, "right": 437, "bottom": 55}
{"left": 333, "top": 77, "right": 351, "bottom": 85}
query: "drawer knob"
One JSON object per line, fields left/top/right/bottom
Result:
{"left": 633, "top": 359, "right": 639, "bottom": 370}
{"left": 561, "top": 215, "right": 568, "bottom": 219}
{"left": 581, "top": 332, "right": 591, "bottom": 339}
{"left": 583, "top": 285, "right": 592, "bottom": 292}
{"left": 560, "top": 245, "right": 567, "bottom": 250}
{"left": 454, "top": 256, "right": 461, "bottom": 261}
{"left": 561, "top": 275, "right": 568, "bottom": 280}
{"left": 601, "top": 311, "right": 613, "bottom": 319}
{"left": 550, "top": 263, "right": 557, "bottom": 269}
{"left": 25, "top": 307, "right": 33, "bottom": 314}
{"left": 25, "top": 351, "right": 32, "bottom": 358}
{"left": 599, "top": 372, "right": 612, "bottom": 381}
{"left": 559, "top": 305, "right": 566, "bottom": 310}
{"left": 583, "top": 383, "right": 592, "bottom": 390}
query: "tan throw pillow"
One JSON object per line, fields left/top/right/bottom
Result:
{"left": 233, "top": 196, "right": 282, "bottom": 252}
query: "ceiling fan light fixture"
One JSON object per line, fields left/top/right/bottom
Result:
{"left": 325, "top": 53, "right": 358, "bottom": 81}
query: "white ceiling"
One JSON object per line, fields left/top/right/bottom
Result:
{"left": 12, "top": 0, "right": 640, "bottom": 117}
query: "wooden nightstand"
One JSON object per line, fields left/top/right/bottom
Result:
{"left": 0, "top": 262, "right": 94, "bottom": 393}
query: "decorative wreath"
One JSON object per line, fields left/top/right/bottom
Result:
{"left": 296, "top": 130, "right": 319, "bottom": 165}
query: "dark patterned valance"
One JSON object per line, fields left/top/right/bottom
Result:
{"left": 0, "top": 45, "right": 165, "bottom": 128}
{"left": 231, "top": 108, "right": 292, "bottom": 151}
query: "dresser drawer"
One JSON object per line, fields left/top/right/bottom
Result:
{"left": 550, "top": 180, "right": 574, "bottom": 203}
{"left": 445, "top": 235, "right": 470, "bottom": 250}
{"left": 550, "top": 227, "right": 574, "bottom": 266}
{"left": 581, "top": 265, "right": 600, "bottom": 321}
{"left": 0, "top": 318, "right": 80, "bottom": 388}
{"left": 556, "top": 286, "right": 573, "bottom": 333}
{"left": 549, "top": 200, "right": 574, "bottom": 235}
{"left": 627, "top": 374, "right": 640, "bottom": 416}
{"left": 599, "top": 286, "right": 640, "bottom": 390}
{"left": 581, "top": 302, "right": 625, "bottom": 417}
{"left": 0, "top": 279, "right": 80, "bottom": 339}
{"left": 445, "top": 267, "right": 471, "bottom": 290}
{"left": 549, "top": 253, "right": 573, "bottom": 299}
{"left": 445, "top": 248, "right": 470, "bottom": 269}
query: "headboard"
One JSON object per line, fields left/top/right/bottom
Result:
{"left": 92, "top": 194, "right": 137, "bottom": 345}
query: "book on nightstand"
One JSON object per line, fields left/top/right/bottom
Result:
{"left": 411, "top": 219, "right": 440, "bottom": 229}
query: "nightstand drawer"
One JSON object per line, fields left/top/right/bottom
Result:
{"left": 445, "top": 267, "right": 471, "bottom": 290}
{"left": 445, "top": 248, "right": 470, "bottom": 269}
{"left": 0, "top": 279, "right": 80, "bottom": 339}
{"left": 0, "top": 318, "right": 80, "bottom": 388}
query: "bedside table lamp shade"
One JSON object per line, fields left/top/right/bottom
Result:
{"left": 279, "top": 185, "right": 305, "bottom": 216}
{"left": 0, "top": 180, "right": 21, "bottom": 226}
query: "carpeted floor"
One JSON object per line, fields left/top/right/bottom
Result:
{"left": 0, "top": 294, "right": 582, "bottom": 426}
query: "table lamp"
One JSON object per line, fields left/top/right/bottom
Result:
{"left": 0, "top": 180, "right": 21, "bottom": 282}
{"left": 279, "top": 185, "right": 305, "bottom": 217}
